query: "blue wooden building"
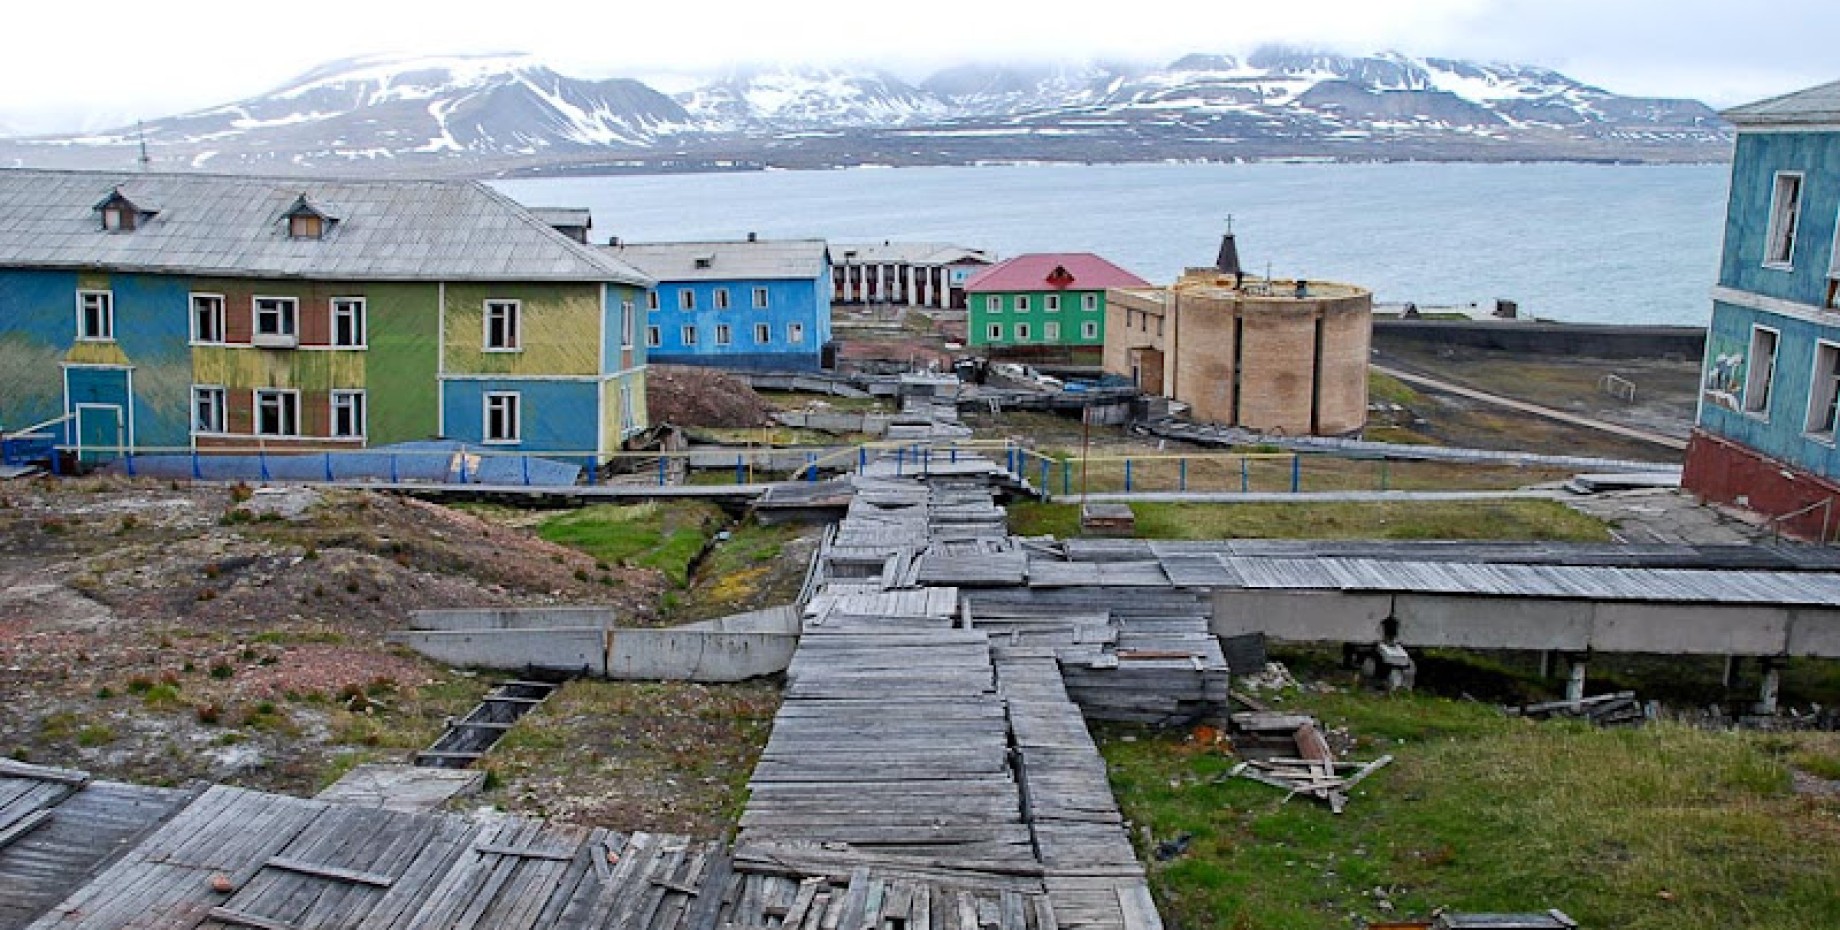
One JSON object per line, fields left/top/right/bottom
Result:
{"left": 1684, "top": 79, "right": 1840, "bottom": 539}
{"left": 608, "top": 237, "right": 832, "bottom": 372}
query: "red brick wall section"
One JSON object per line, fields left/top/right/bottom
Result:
{"left": 1682, "top": 430, "right": 1840, "bottom": 542}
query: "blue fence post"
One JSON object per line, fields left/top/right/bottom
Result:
{"left": 125, "top": 451, "right": 136, "bottom": 478}
{"left": 389, "top": 453, "right": 399, "bottom": 484}
{"left": 324, "top": 452, "right": 334, "bottom": 483}
{"left": 951, "top": 447, "right": 958, "bottom": 464}
{"left": 1239, "top": 457, "right": 1249, "bottom": 493}
{"left": 807, "top": 453, "right": 817, "bottom": 483}
{"left": 521, "top": 454, "right": 531, "bottom": 486}
{"left": 658, "top": 455, "right": 667, "bottom": 486}
{"left": 1063, "top": 460, "right": 1071, "bottom": 497}
{"left": 192, "top": 449, "right": 202, "bottom": 480}
{"left": 1124, "top": 458, "right": 1133, "bottom": 493}
{"left": 1039, "top": 457, "right": 1048, "bottom": 490}
{"left": 585, "top": 456, "right": 597, "bottom": 486}
{"left": 260, "top": 450, "right": 271, "bottom": 483}
{"left": 896, "top": 447, "right": 905, "bottom": 477}
{"left": 1179, "top": 458, "right": 1188, "bottom": 492}
{"left": 858, "top": 446, "right": 867, "bottom": 473}
{"left": 456, "top": 449, "right": 468, "bottom": 484}
{"left": 1291, "top": 455, "right": 1301, "bottom": 493}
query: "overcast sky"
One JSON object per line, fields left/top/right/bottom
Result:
{"left": 1, "top": 0, "right": 1834, "bottom": 134}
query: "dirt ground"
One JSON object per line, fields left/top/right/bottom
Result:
{"left": 646, "top": 365, "right": 775, "bottom": 428}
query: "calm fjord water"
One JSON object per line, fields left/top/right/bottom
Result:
{"left": 496, "top": 161, "right": 1729, "bottom": 326}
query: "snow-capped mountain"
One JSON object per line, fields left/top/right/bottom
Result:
{"left": 0, "top": 48, "right": 1730, "bottom": 175}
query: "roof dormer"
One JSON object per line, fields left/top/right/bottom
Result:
{"left": 94, "top": 188, "right": 158, "bottom": 232}
{"left": 693, "top": 253, "right": 715, "bottom": 269}
{"left": 282, "top": 194, "right": 337, "bottom": 240}
{"left": 1045, "top": 265, "right": 1075, "bottom": 289}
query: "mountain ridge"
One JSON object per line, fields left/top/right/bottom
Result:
{"left": 0, "top": 48, "right": 1732, "bottom": 175}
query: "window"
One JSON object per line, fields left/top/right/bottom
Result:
{"left": 484, "top": 300, "right": 520, "bottom": 351}
{"left": 682, "top": 325, "right": 698, "bottom": 346}
{"left": 714, "top": 288, "right": 731, "bottom": 310}
{"left": 1015, "top": 322, "right": 1032, "bottom": 341}
{"left": 331, "top": 298, "right": 365, "bottom": 348}
{"left": 102, "top": 206, "right": 133, "bottom": 231}
{"left": 192, "top": 386, "right": 225, "bottom": 434}
{"left": 484, "top": 392, "right": 520, "bottom": 443}
{"left": 1045, "top": 294, "right": 1060, "bottom": 312}
{"left": 754, "top": 322, "right": 771, "bottom": 344}
{"left": 253, "top": 296, "right": 298, "bottom": 347}
{"left": 330, "top": 390, "right": 366, "bottom": 439}
{"left": 647, "top": 291, "right": 660, "bottom": 311}
{"left": 1808, "top": 342, "right": 1840, "bottom": 439}
{"left": 679, "top": 290, "right": 696, "bottom": 311}
{"left": 787, "top": 322, "right": 805, "bottom": 344}
{"left": 647, "top": 325, "right": 661, "bottom": 348}
{"left": 288, "top": 214, "right": 325, "bottom": 239}
{"left": 987, "top": 323, "right": 1003, "bottom": 342}
{"left": 1015, "top": 295, "right": 1031, "bottom": 312}
{"left": 1044, "top": 321, "right": 1061, "bottom": 341}
{"left": 1765, "top": 172, "right": 1803, "bottom": 268}
{"left": 715, "top": 324, "right": 732, "bottom": 346}
{"left": 1082, "top": 321, "right": 1099, "bottom": 340}
{"left": 1743, "top": 326, "right": 1780, "bottom": 416}
{"left": 621, "top": 300, "right": 635, "bottom": 349}
{"left": 1083, "top": 293, "right": 1099, "bottom": 311}
{"left": 191, "top": 294, "right": 225, "bottom": 344}
{"left": 76, "top": 290, "right": 113, "bottom": 341}
{"left": 753, "top": 287, "right": 769, "bottom": 309}
{"left": 985, "top": 295, "right": 1001, "bottom": 314}
{"left": 255, "top": 389, "right": 300, "bottom": 437}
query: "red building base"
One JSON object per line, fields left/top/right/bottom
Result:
{"left": 1681, "top": 429, "right": 1840, "bottom": 542}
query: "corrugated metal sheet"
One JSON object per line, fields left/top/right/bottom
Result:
{"left": 609, "top": 239, "right": 829, "bottom": 281}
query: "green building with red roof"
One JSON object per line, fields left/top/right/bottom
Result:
{"left": 964, "top": 252, "right": 1150, "bottom": 351}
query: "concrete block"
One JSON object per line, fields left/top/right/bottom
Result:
{"left": 606, "top": 630, "right": 797, "bottom": 682}
{"left": 1211, "top": 590, "right": 1390, "bottom": 643}
{"left": 1786, "top": 608, "right": 1840, "bottom": 657}
{"left": 1591, "top": 603, "right": 1790, "bottom": 656}
{"left": 1393, "top": 595, "right": 1592, "bottom": 651}
{"left": 388, "top": 629, "right": 605, "bottom": 674}
{"left": 679, "top": 605, "right": 802, "bottom": 635}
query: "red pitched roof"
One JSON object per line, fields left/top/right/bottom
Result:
{"left": 963, "top": 252, "right": 1150, "bottom": 293}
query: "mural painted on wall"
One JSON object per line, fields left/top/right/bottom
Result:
{"left": 1703, "top": 335, "right": 1747, "bottom": 412}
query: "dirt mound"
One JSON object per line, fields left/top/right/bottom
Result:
{"left": 646, "top": 365, "right": 773, "bottom": 428}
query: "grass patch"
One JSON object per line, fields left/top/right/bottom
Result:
{"left": 1008, "top": 500, "right": 1612, "bottom": 542}
{"left": 1104, "top": 691, "right": 1840, "bottom": 929}
{"left": 538, "top": 501, "right": 728, "bottom": 587}
{"left": 1369, "top": 369, "right": 1427, "bottom": 407}
{"left": 756, "top": 391, "right": 889, "bottom": 414}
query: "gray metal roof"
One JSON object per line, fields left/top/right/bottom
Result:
{"left": 0, "top": 169, "right": 651, "bottom": 284}
{"left": 608, "top": 238, "right": 830, "bottom": 282}
{"left": 833, "top": 241, "right": 995, "bottom": 266}
{"left": 527, "top": 206, "right": 591, "bottom": 229}
{"left": 1723, "top": 79, "right": 1840, "bottom": 127}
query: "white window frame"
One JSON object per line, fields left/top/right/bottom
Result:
{"left": 330, "top": 389, "right": 366, "bottom": 439}
{"left": 1807, "top": 341, "right": 1840, "bottom": 441}
{"left": 752, "top": 287, "right": 769, "bottom": 309}
{"left": 483, "top": 299, "right": 521, "bottom": 352}
{"left": 715, "top": 323, "right": 732, "bottom": 346}
{"left": 331, "top": 297, "right": 366, "bottom": 348}
{"left": 1015, "top": 295, "right": 1031, "bottom": 313}
{"left": 1044, "top": 321, "right": 1061, "bottom": 341}
{"left": 76, "top": 290, "right": 114, "bottom": 342}
{"left": 985, "top": 295, "right": 1001, "bottom": 314}
{"left": 621, "top": 300, "right": 636, "bottom": 349}
{"left": 192, "top": 385, "right": 226, "bottom": 435}
{"left": 682, "top": 325, "right": 698, "bottom": 346}
{"left": 483, "top": 391, "right": 521, "bottom": 444}
{"left": 1015, "top": 322, "right": 1032, "bottom": 342}
{"left": 1743, "top": 325, "right": 1780, "bottom": 417}
{"left": 646, "top": 325, "right": 661, "bottom": 348}
{"left": 647, "top": 291, "right": 660, "bottom": 311}
{"left": 1082, "top": 320, "right": 1099, "bottom": 340}
{"left": 190, "top": 293, "right": 225, "bottom": 345}
{"left": 1765, "top": 171, "right": 1804, "bottom": 269}
{"left": 252, "top": 296, "right": 298, "bottom": 348}
{"left": 679, "top": 289, "right": 696, "bottom": 311}
{"left": 987, "top": 323, "right": 1003, "bottom": 342}
{"left": 254, "top": 389, "right": 300, "bottom": 437}
{"left": 787, "top": 322, "right": 805, "bottom": 344}
{"left": 1045, "top": 294, "right": 1061, "bottom": 312}
{"left": 754, "top": 322, "right": 771, "bottom": 344}
{"left": 714, "top": 288, "right": 731, "bottom": 310}
{"left": 1083, "top": 293, "right": 1099, "bottom": 312}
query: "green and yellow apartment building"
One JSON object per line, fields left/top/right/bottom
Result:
{"left": 0, "top": 170, "right": 651, "bottom": 466}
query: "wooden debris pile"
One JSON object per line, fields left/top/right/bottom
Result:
{"left": 1227, "top": 712, "right": 1392, "bottom": 814}
{"left": 1508, "top": 690, "right": 1647, "bottom": 727}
